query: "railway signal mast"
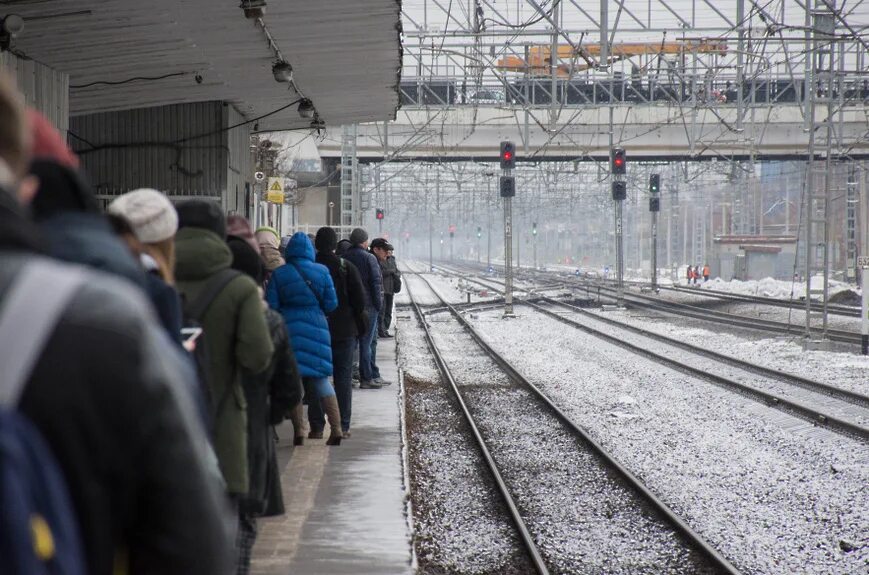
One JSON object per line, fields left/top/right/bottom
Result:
{"left": 500, "top": 140, "right": 516, "bottom": 316}
{"left": 649, "top": 174, "right": 660, "bottom": 291}
{"left": 611, "top": 147, "right": 626, "bottom": 303}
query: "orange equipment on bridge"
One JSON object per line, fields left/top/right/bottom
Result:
{"left": 496, "top": 41, "right": 728, "bottom": 77}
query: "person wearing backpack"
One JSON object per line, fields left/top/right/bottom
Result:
{"left": 0, "top": 77, "right": 234, "bottom": 575}
{"left": 266, "top": 232, "right": 342, "bottom": 445}
{"left": 314, "top": 227, "right": 369, "bottom": 438}
{"left": 174, "top": 201, "right": 274, "bottom": 509}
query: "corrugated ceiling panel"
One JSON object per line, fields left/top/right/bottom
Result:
{"left": 8, "top": 0, "right": 401, "bottom": 128}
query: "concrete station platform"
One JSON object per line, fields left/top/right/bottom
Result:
{"left": 250, "top": 337, "right": 413, "bottom": 575}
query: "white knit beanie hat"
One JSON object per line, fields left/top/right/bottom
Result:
{"left": 108, "top": 188, "right": 178, "bottom": 243}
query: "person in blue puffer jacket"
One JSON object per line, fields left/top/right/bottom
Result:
{"left": 266, "top": 232, "right": 342, "bottom": 445}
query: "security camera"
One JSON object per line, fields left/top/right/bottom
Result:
{"left": 195, "top": 73, "right": 203, "bottom": 84}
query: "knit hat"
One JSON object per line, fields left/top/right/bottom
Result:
{"left": 336, "top": 239, "right": 352, "bottom": 256}
{"left": 107, "top": 188, "right": 178, "bottom": 243}
{"left": 255, "top": 226, "right": 280, "bottom": 245}
{"left": 314, "top": 226, "right": 338, "bottom": 252}
{"left": 27, "top": 109, "right": 79, "bottom": 169}
{"left": 176, "top": 199, "right": 226, "bottom": 239}
{"left": 349, "top": 227, "right": 368, "bottom": 246}
{"left": 29, "top": 160, "right": 100, "bottom": 221}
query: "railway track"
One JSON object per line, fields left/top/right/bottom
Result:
{"left": 450, "top": 261, "right": 864, "bottom": 347}
{"left": 661, "top": 285, "right": 860, "bottom": 318}
{"left": 403, "top": 268, "right": 741, "bottom": 575}
{"left": 432, "top": 264, "right": 869, "bottom": 443}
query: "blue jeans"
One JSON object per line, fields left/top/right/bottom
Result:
{"left": 328, "top": 338, "right": 355, "bottom": 431}
{"left": 304, "top": 377, "right": 335, "bottom": 433}
{"left": 358, "top": 306, "right": 379, "bottom": 382}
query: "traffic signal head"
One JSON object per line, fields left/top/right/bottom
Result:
{"left": 612, "top": 148, "right": 626, "bottom": 175}
{"left": 649, "top": 197, "right": 660, "bottom": 212}
{"left": 375, "top": 208, "right": 384, "bottom": 220}
{"left": 532, "top": 222, "right": 537, "bottom": 235}
{"left": 476, "top": 226, "right": 482, "bottom": 238}
{"left": 500, "top": 141, "right": 516, "bottom": 170}
{"left": 500, "top": 175, "right": 515, "bottom": 197}
{"left": 612, "top": 180, "right": 626, "bottom": 201}
{"left": 649, "top": 174, "right": 660, "bottom": 194}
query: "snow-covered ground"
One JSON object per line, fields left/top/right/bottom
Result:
{"left": 699, "top": 275, "right": 861, "bottom": 299}
{"left": 462, "top": 308, "right": 867, "bottom": 575}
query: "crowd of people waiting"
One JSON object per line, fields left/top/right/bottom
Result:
{"left": 0, "top": 74, "right": 401, "bottom": 575}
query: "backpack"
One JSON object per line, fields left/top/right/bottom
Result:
{"left": 182, "top": 268, "right": 242, "bottom": 429}
{"left": 0, "top": 260, "right": 88, "bottom": 575}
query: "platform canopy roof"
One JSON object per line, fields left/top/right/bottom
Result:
{"left": 6, "top": 0, "right": 402, "bottom": 129}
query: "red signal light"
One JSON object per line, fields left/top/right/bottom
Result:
{"left": 614, "top": 157, "right": 623, "bottom": 167}
{"left": 503, "top": 151, "right": 513, "bottom": 160}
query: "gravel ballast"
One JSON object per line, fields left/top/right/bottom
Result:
{"left": 397, "top": 310, "right": 532, "bottom": 574}
{"left": 424, "top": 315, "right": 722, "bottom": 574}
{"left": 467, "top": 307, "right": 868, "bottom": 575}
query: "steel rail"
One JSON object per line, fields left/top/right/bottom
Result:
{"left": 610, "top": 288, "right": 863, "bottom": 345}
{"left": 433, "top": 264, "right": 869, "bottom": 442}
{"left": 478, "top": 265, "right": 864, "bottom": 346}
{"left": 540, "top": 297, "right": 869, "bottom": 409}
{"left": 403, "top": 276, "right": 551, "bottom": 575}
{"left": 408, "top": 268, "right": 742, "bottom": 575}
{"left": 662, "top": 284, "right": 861, "bottom": 318}
{"left": 527, "top": 299, "right": 869, "bottom": 443}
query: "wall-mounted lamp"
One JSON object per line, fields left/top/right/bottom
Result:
{"left": 297, "top": 99, "right": 315, "bottom": 119}
{"left": 240, "top": 0, "right": 266, "bottom": 19}
{"left": 272, "top": 61, "right": 292, "bottom": 83}
{"left": 1, "top": 14, "right": 25, "bottom": 52}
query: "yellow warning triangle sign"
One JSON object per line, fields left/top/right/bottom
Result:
{"left": 269, "top": 179, "right": 283, "bottom": 192}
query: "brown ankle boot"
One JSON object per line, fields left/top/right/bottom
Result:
{"left": 321, "top": 395, "right": 343, "bottom": 446}
{"left": 289, "top": 404, "right": 306, "bottom": 445}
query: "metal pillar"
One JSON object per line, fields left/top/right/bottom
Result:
{"left": 428, "top": 213, "right": 434, "bottom": 271}
{"left": 503, "top": 196, "right": 514, "bottom": 315}
{"left": 804, "top": 0, "right": 837, "bottom": 344}
{"left": 862, "top": 265, "right": 868, "bottom": 355}
{"left": 533, "top": 232, "right": 538, "bottom": 269}
{"left": 339, "top": 124, "right": 358, "bottom": 227}
{"left": 609, "top": 107, "right": 624, "bottom": 302}
{"left": 845, "top": 170, "right": 857, "bottom": 281}
{"left": 651, "top": 209, "right": 658, "bottom": 290}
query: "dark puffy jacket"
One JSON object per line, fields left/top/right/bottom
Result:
{"left": 241, "top": 308, "right": 302, "bottom": 516}
{"left": 380, "top": 255, "right": 401, "bottom": 295}
{"left": 175, "top": 227, "right": 274, "bottom": 495}
{"left": 1, "top": 193, "right": 234, "bottom": 575}
{"left": 266, "top": 232, "right": 338, "bottom": 378}
{"left": 342, "top": 245, "right": 382, "bottom": 311}
{"left": 315, "top": 250, "right": 368, "bottom": 342}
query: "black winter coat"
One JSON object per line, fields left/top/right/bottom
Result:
{"left": 316, "top": 250, "right": 369, "bottom": 341}
{"left": 241, "top": 308, "right": 302, "bottom": 516}
{"left": 380, "top": 255, "right": 401, "bottom": 295}
{"left": 342, "top": 245, "right": 382, "bottom": 311}
{"left": 0, "top": 194, "right": 235, "bottom": 575}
